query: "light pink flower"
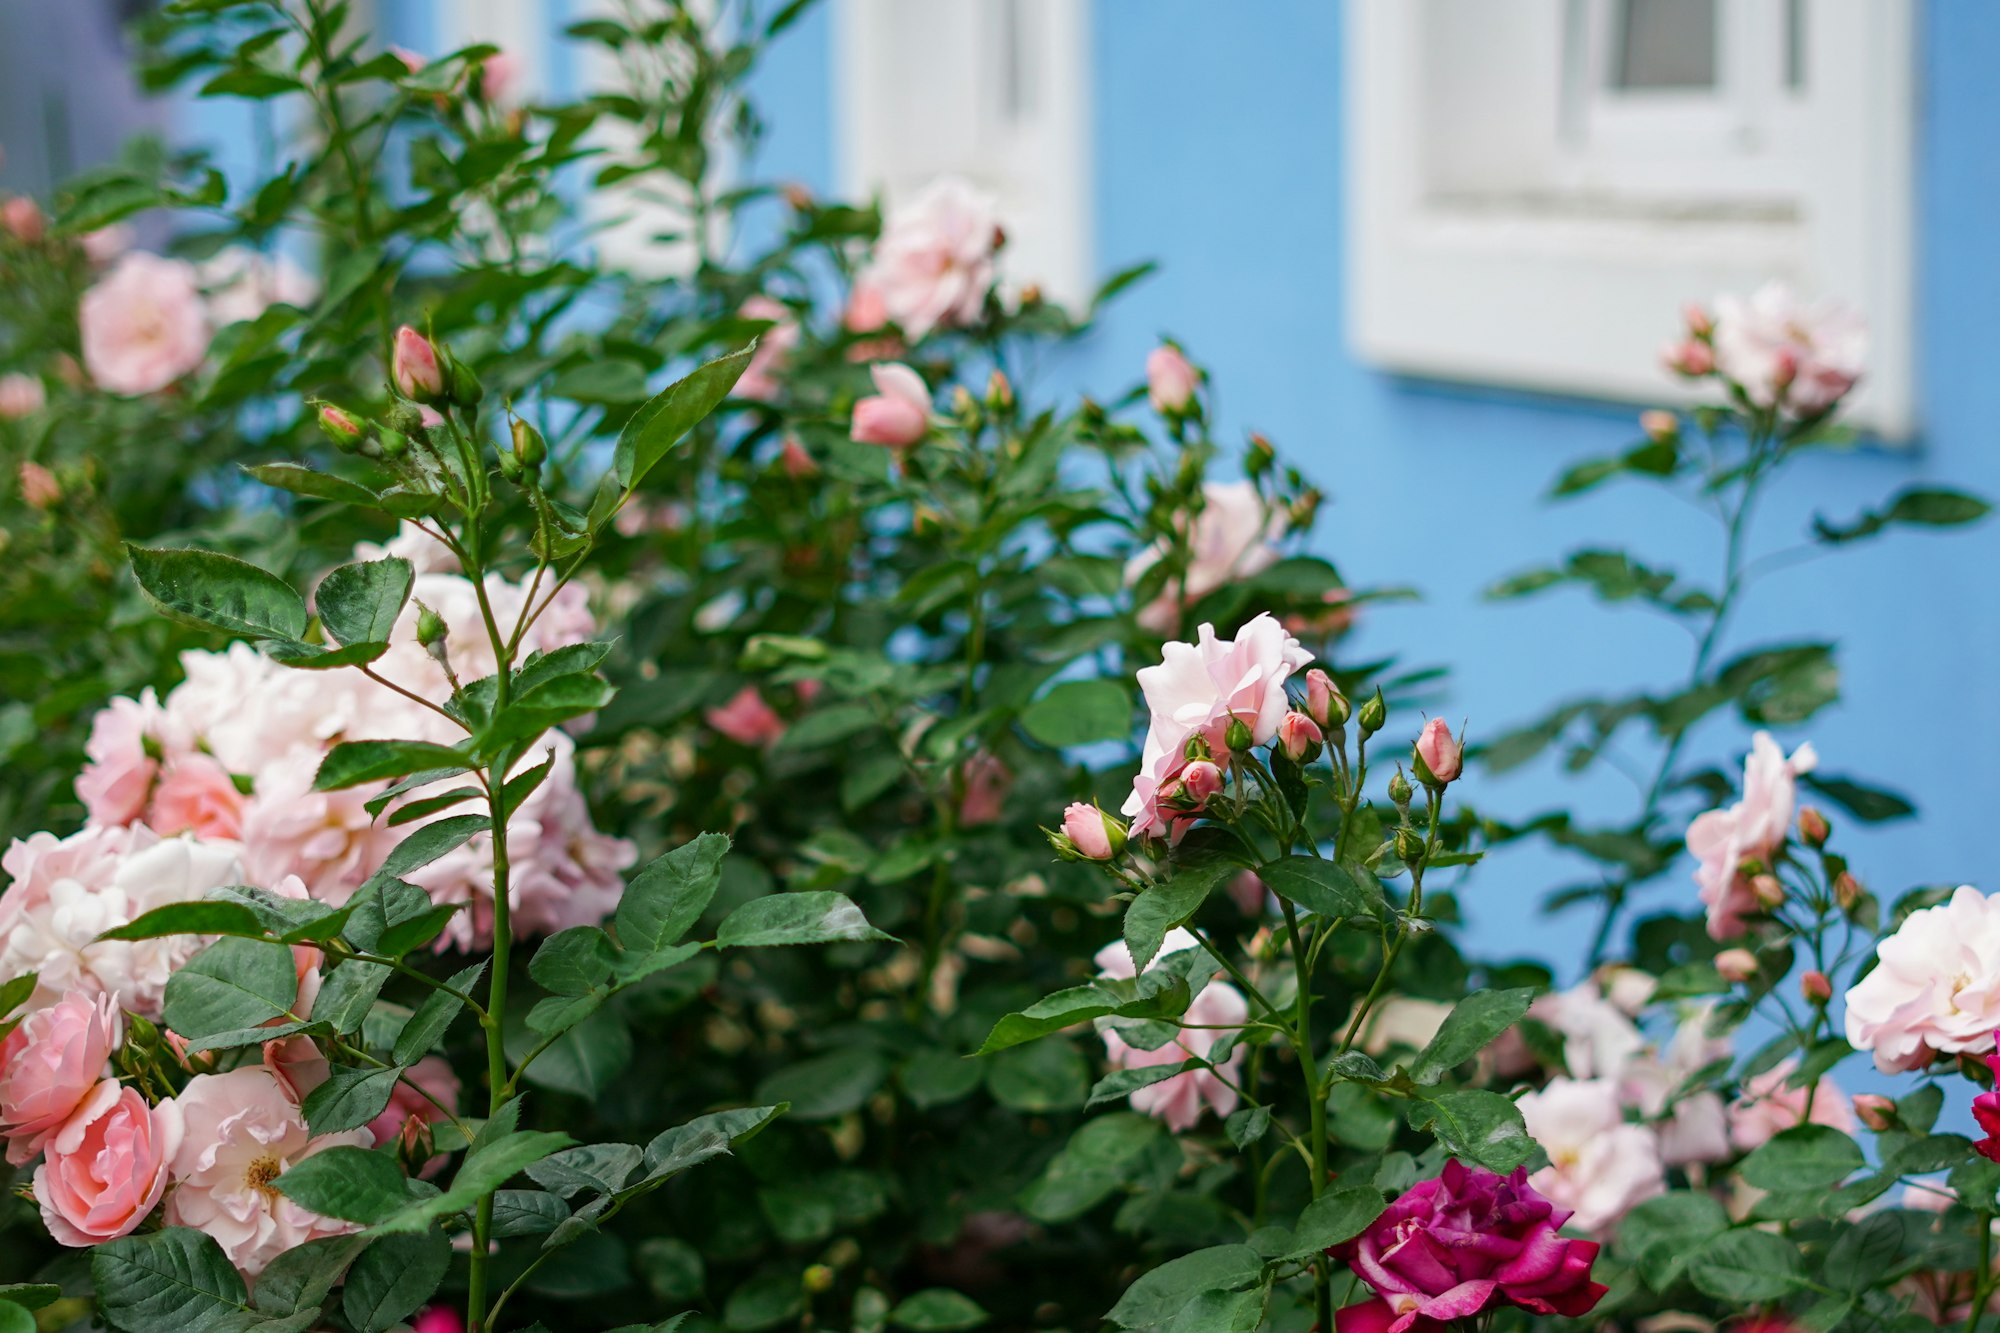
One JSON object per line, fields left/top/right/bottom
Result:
{"left": 1, "top": 197, "right": 44, "bottom": 244}
{"left": 1128, "top": 611, "right": 1310, "bottom": 791}
{"left": 17, "top": 461, "right": 58, "bottom": 509}
{"left": 860, "top": 177, "right": 1000, "bottom": 339}
{"left": 367, "top": 1056, "right": 460, "bottom": 1178}
{"left": 1227, "top": 871, "right": 1271, "bottom": 917}
{"left": 1061, "top": 803, "right": 1117, "bottom": 860}
{"left": 157, "top": 1066, "right": 372, "bottom": 1277}
{"left": 1277, "top": 711, "right": 1323, "bottom": 762}
{"left": 240, "top": 747, "right": 401, "bottom": 905}
{"left": 707, "top": 686, "right": 785, "bottom": 747}
{"left": 779, "top": 436, "right": 818, "bottom": 479}
{"left": 850, "top": 362, "right": 931, "bottom": 447}
{"left": 1517, "top": 1077, "right": 1664, "bottom": 1233}
{"left": 79, "top": 253, "right": 211, "bottom": 396}
{"left": 75, "top": 691, "right": 166, "bottom": 825}
{"left": 34, "top": 1080, "right": 175, "bottom": 1246}
{"left": 1711, "top": 282, "right": 1866, "bottom": 416}
{"left": 149, "top": 753, "right": 247, "bottom": 841}
{"left": 735, "top": 296, "right": 800, "bottom": 401}
{"left": 1414, "top": 718, "right": 1462, "bottom": 785}
{"left": 364, "top": 570, "right": 594, "bottom": 723}
{"left": 1727, "top": 1058, "right": 1854, "bottom": 1151}
{"left": 1685, "top": 732, "right": 1816, "bottom": 940}
{"left": 164, "top": 642, "right": 367, "bottom": 774}
{"left": 1845, "top": 884, "right": 2000, "bottom": 1072}
{"left": 79, "top": 225, "right": 132, "bottom": 265}
{"left": 1146, "top": 344, "right": 1198, "bottom": 413}
{"left": 0, "top": 373, "right": 45, "bottom": 419}
{"left": 480, "top": 51, "right": 521, "bottom": 104}
{"left": 0, "top": 990, "right": 122, "bottom": 1165}
{"left": 198, "top": 248, "right": 318, "bottom": 326}
{"left": 958, "top": 753, "right": 1010, "bottom": 827}
{"left": 1123, "top": 481, "right": 1284, "bottom": 633}
{"left": 1094, "top": 931, "right": 1245, "bottom": 1131}
{"left": 261, "top": 1035, "right": 330, "bottom": 1106}
{"left": 392, "top": 325, "right": 444, "bottom": 401}
{"left": 352, "top": 521, "right": 461, "bottom": 574}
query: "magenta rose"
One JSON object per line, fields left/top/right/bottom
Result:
{"left": 1332, "top": 1161, "right": 1608, "bottom": 1333}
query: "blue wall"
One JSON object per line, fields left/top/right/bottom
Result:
{"left": 753, "top": 3, "right": 1999, "bottom": 972}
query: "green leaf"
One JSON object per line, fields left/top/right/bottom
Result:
{"left": 316, "top": 559, "right": 413, "bottom": 648}
{"left": 714, "top": 892, "right": 891, "bottom": 948}
{"left": 1408, "top": 1090, "right": 1540, "bottom": 1173}
{"left": 316, "top": 741, "right": 471, "bottom": 791}
{"left": 251, "top": 1236, "right": 368, "bottom": 1318}
{"left": 274, "top": 1147, "right": 411, "bottom": 1224}
{"left": 1409, "top": 988, "right": 1536, "bottom": 1084}
{"left": 1123, "top": 859, "right": 1232, "bottom": 973}
{"left": 1801, "top": 772, "right": 1916, "bottom": 823}
{"left": 163, "top": 937, "right": 298, "bottom": 1040}
{"left": 506, "top": 1007, "right": 631, "bottom": 1098}
{"left": 640, "top": 1105, "right": 786, "bottom": 1184}
{"left": 371, "top": 1131, "right": 576, "bottom": 1235}
{"left": 1281, "top": 1188, "right": 1388, "bottom": 1259}
{"left": 525, "top": 1143, "right": 642, "bottom": 1199}
{"left": 0, "top": 975, "right": 36, "bottom": 1021}
{"left": 1105, "top": 1245, "right": 1262, "bottom": 1328}
{"left": 92, "top": 1227, "right": 250, "bottom": 1332}
{"left": 392, "top": 962, "right": 487, "bottom": 1065}
{"left": 312, "top": 962, "right": 391, "bottom": 1033}
{"left": 242, "top": 462, "right": 382, "bottom": 508}
{"left": 302, "top": 1065, "right": 407, "bottom": 1136}
{"left": 127, "top": 545, "right": 307, "bottom": 641}
{"left": 1020, "top": 679, "right": 1131, "bottom": 747}
{"left": 1257, "top": 856, "right": 1381, "bottom": 920}
{"left": 1618, "top": 1192, "right": 1730, "bottom": 1290}
{"left": 1813, "top": 486, "right": 1992, "bottom": 544}
{"left": 0, "top": 1286, "right": 57, "bottom": 1313}
{"left": 341, "top": 1230, "right": 450, "bottom": 1333}
{"left": 1739, "top": 1124, "right": 1865, "bottom": 1191}
{"left": 1019, "top": 1113, "right": 1169, "bottom": 1224}
{"left": 1687, "top": 1228, "right": 1805, "bottom": 1302}
{"left": 888, "top": 1290, "right": 989, "bottom": 1332}
{"left": 532, "top": 927, "right": 618, "bottom": 996}
{"left": 618, "top": 833, "right": 730, "bottom": 953}
{"left": 978, "top": 976, "right": 1192, "bottom": 1055}
{"left": 757, "top": 1050, "right": 888, "bottom": 1120}
{"left": 612, "top": 344, "right": 755, "bottom": 491}
{"left": 491, "top": 1190, "right": 570, "bottom": 1238}
{"left": 1823, "top": 1212, "right": 1909, "bottom": 1293}
{"left": 373, "top": 815, "right": 490, "bottom": 880}
{"left": 985, "top": 1040, "right": 1089, "bottom": 1113}
{"left": 97, "top": 901, "right": 271, "bottom": 943}
{"left": 1086, "top": 1061, "right": 1201, "bottom": 1110}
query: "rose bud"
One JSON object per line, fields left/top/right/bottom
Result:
{"left": 17, "top": 462, "right": 58, "bottom": 511}
{"left": 391, "top": 326, "right": 445, "bottom": 402}
{"left": 1682, "top": 302, "right": 1713, "bottom": 338}
{"left": 1801, "top": 970, "right": 1833, "bottom": 1005}
{"left": 1180, "top": 760, "right": 1224, "bottom": 806}
{"left": 781, "top": 182, "right": 814, "bottom": 211}
{"left": 2, "top": 196, "right": 45, "bottom": 244}
{"left": 1304, "top": 668, "right": 1346, "bottom": 729}
{"left": 850, "top": 362, "right": 931, "bottom": 448}
{"left": 1751, "top": 873, "right": 1786, "bottom": 909}
{"left": 1413, "top": 717, "right": 1463, "bottom": 787}
{"left": 1146, "top": 343, "right": 1198, "bottom": 414}
{"left": 1357, "top": 691, "right": 1386, "bottom": 736}
{"left": 1852, "top": 1093, "right": 1896, "bottom": 1132}
{"left": 1663, "top": 339, "right": 1715, "bottom": 377}
{"left": 1714, "top": 948, "right": 1760, "bottom": 983}
{"left": 1386, "top": 770, "right": 1412, "bottom": 808}
{"left": 1245, "top": 432, "right": 1275, "bottom": 477}
{"left": 986, "top": 369, "right": 1013, "bottom": 412}
{"left": 1798, "top": 805, "right": 1829, "bottom": 849}
{"left": 317, "top": 404, "right": 366, "bottom": 451}
{"left": 1278, "top": 711, "right": 1323, "bottom": 763}
{"left": 1639, "top": 409, "right": 1679, "bottom": 444}
{"left": 1223, "top": 717, "right": 1253, "bottom": 754}
{"left": 1060, "top": 802, "right": 1124, "bottom": 861}
{"left": 779, "top": 436, "right": 818, "bottom": 478}
{"left": 1834, "top": 870, "right": 1863, "bottom": 910}
{"left": 510, "top": 417, "right": 546, "bottom": 470}
{"left": 1394, "top": 825, "right": 1425, "bottom": 863}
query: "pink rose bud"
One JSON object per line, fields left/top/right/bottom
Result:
{"left": 1801, "top": 969, "right": 1833, "bottom": 1004}
{"left": 1797, "top": 805, "right": 1829, "bottom": 848}
{"left": 782, "top": 182, "right": 814, "bottom": 211}
{"left": 391, "top": 325, "right": 445, "bottom": 402}
{"left": 0, "top": 373, "right": 45, "bottom": 420}
{"left": 1682, "top": 302, "right": 1713, "bottom": 338}
{"left": 1061, "top": 802, "right": 1123, "bottom": 861}
{"left": 390, "top": 46, "right": 427, "bottom": 74}
{"left": 1, "top": 196, "right": 44, "bottom": 244}
{"left": 1180, "top": 760, "right": 1225, "bottom": 806}
{"left": 850, "top": 362, "right": 931, "bottom": 447}
{"left": 1304, "top": 668, "right": 1347, "bottom": 728}
{"left": 1834, "top": 871, "right": 1862, "bottom": 910}
{"left": 986, "top": 369, "right": 1013, "bottom": 410}
{"left": 1663, "top": 339, "right": 1715, "bottom": 377}
{"left": 1413, "top": 717, "right": 1463, "bottom": 787}
{"left": 780, "top": 436, "right": 818, "bottom": 478}
{"left": 479, "top": 51, "right": 521, "bottom": 104}
{"left": 1714, "top": 948, "right": 1759, "bottom": 983}
{"left": 1751, "top": 873, "right": 1786, "bottom": 909}
{"left": 1146, "top": 344, "right": 1198, "bottom": 414}
{"left": 17, "top": 461, "right": 58, "bottom": 511}
{"left": 317, "top": 404, "right": 365, "bottom": 451}
{"left": 1851, "top": 1093, "right": 1896, "bottom": 1132}
{"left": 1277, "top": 711, "right": 1323, "bottom": 762}
{"left": 1771, "top": 345, "right": 1800, "bottom": 393}
{"left": 1639, "top": 409, "right": 1679, "bottom": 444}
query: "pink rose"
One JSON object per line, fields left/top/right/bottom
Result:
{"left": 0, "top": 373, "right": 45, "bottom": 420}
{"left": 1845, "top": 885, "right": 2000, "bottom": 1072}
{"left": 1094, "top": 932, "right": 1245, "bottom": 1131}
{"left": 262, "top": 1035, "right": 330, "bottom": 1105}
{"left": 1331, "top": 1161, "right": 1607, "bottom": 1333}
{"left": 480, "top": 51, "right": 521, "bottom": 104}
{"left": 735, "top": 296, "right": 800, "bottom": 402}
{"left": 157, "top": 1066, "right": 372, "bottom": 1276}
{"left": 240, "top": 746, "right": 402, "bottom": 905}
{"left": 0, "top": 990, "right": 122, "bottom": 1164}
{"left": 1711, "top": 282, "right": 1866, "bottom": 416}
{"left": 1, "top": 197, "right": 44, "bottom": 244}
{"left": 858, "top": 177, "right": 1000, "bottom": 339}
{"left": 850, "top": 362, "right": 931, "bottom": 447}
{"left": 1517, "top": 1077, "right": 1664, "bottom": 1233}
{"left": 1685, "top": 731, "right": 1815, "bottom": 940}
{"left": 1304, "top": 668, "right": 1344, "bottom": 729}
{"left": 1728, "top": 1058, "right": 1854, "bottom": 1151}
{"left": 75, "top": 692, "right": 167, "bottom": 826}
{"left": 958, "top": 753, "right": 1011, "bottom": 827}
{"left": 198, "top": 248, "right": 318, "bottom": 326}
{"left": 149, "top": 753, "right": 247, "bottom": 841}
{"left": 392, "top": 325, "right": 444, "bottom": 401}
{"left": 79, "top": 252, "right": 211, "bottom": 396}
{"left": 1123, "top": 481, "right": 1284, "bottom": 634}
{"left": 1130, "top": 612, "right": 1310, "bottom": 776}
{"left": 1227, "top": 871, "right": 1270, "bottom": 917}
{"left": 1060, "top": 803, "right": 1119, "bottom": 861}
{"left": 34, "top": 1080, "right": 175, "bottom": 1246}
{"left": 1278, "top": 711, "right": 1323, "bottom": 762}
{"left": 779, "top": 436, "right": 818, "bottom": 479}
{"left": 1414, "top": 717, "right": 1462, "bottom": 786}
{"left": 1145, "top": 344, "right": 1198, "bottom": 413}
{"left": 706, "top": 686, "right": 785, "bottom": 747}
{"left": 367, "top": 1055, "right": 461, "bottom": 1178}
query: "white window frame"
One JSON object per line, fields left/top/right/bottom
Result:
{"left": 834, "top": 0, "right": 1093, "bottom": 310}
{"left": 1345, "top": 0, "right": 1915, "bottom": 438}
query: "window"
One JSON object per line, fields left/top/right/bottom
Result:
{"left": 835, "top": 0, "right": 1092, "bottom": 309}
{"left": 1346, "top": 0, "right": 1914, "bottom": 436}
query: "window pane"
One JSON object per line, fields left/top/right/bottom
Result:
{"left": 1614, "top": 0, "right": 1718, "bottom": 90}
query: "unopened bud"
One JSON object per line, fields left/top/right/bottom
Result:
{"left": 385, "top": 402, "right": 426, "bottom": 435}
{"left": 1357, "top": 691, "right": 1387, "bottom": 737}
{"left": 496, "top": 448, "right": 524, "bottom": 482}
{"left": 1277, "top": 711, "right": 1323, "bottom": 763}
{"left": 391, "top": 325, "right": 445, "bottom": 402}
{"left": 1395, "top": 825, "right": 1425, "bottom": 863}
{"left": 1387, "top": 771, "right": 1413, "bottom": 808}
{"left": 803, "top": 1265, "right": 836, "bottom": 1295}
{"left": 1017, "top": 281, "right": 1042, "bottom": 308}
{"left": 781, "top": 182, "right": 814, "bottom": 211}
{"left": 986, "top": 369, "right": 1013, "bottom": 412}
{"left": 1713, "top": 948, "right": 1759, "bottom": 983}
{"left": 1413, "top": 718, "right": 1463, "bottom": 788}
{"left": 17, "top": 462, "right": 58, "bottom": 511}
{"left": 316, "top": 404, "right": 366, "bottom": 451}
{"left": 951, "top": 385, "right": 979, "bottom": 420}
{"left": 1682, "top": 302, "right": 1714, "bottom": 339}
{"left": 510, "top": 417, "right": 546, "bottom": 469}
{"left": 1245, "top": 433, "right": 1274, "bottom": 477}
{"left": 1057, "top": 802, "right": 1125, "bottom": 861}
{"left": 1797, "top": 806, "right": 1829, "bottom": 849}
{"left": 1178, "top": 760, "right": 1224, "bottom": 809}
{"left": 1, "top": 196, "right": 45, "bottom": 244}
{"left": 126, "top": 1013, "right": 161, "bottom": 1051}
{"left": 1181, "top": 733, "right": 1212, "bottom": 763}
{"left": 1291, "top": 489, "right": 1321, "bottom": 529}
{"left": 415, "top": 603, "right": 447, "bottom": 650}
{"left": 1851, "top": 1093, "right": 1896, "bottom": 1132}
{"left": 1663, "top": 340, "right": 1715, "bottom": 378}
{"left": 1834, "top": 871, "right": 1862, "bottom": 910}
{"left": 375, "top": 427, "right": 411, "bottom": 460}
{"left": 1639, "top": 409, "right": 1679, "bottom": 445}
{"left": 440, "top": 344, "right": 484, "bottom": 409}
{"left": 1223, "top": 716, "right": 1253, "bottom": 754}
{"left": 1801, "top": 969, "right": 1833, "bottom": 1005}
{"left": 1751, "top": 873, "right": 1785, "bottom": 909}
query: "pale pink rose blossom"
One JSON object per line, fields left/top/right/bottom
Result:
{"left": 79, "top": 225, "right": 132, "bottom": 265}
{"left": 261, "top": 1036, "right": 330, "bottom": 1106}
{"left": 735, "top": 296, "right": 800, "bottom": 401}
{"left": 367, "top": 1056, "right": 460, "bottom": 1178}
{"left": 0, "top": 990, "right": 122, "bottom": 1164}
{"left": 149, "top": 753, "right": 247, "bottom": 841}
{"left": 1, "top": 196, "right": 44, "bottom": 243}
{"left": 0, "top": 373, "right": 45, "bottom": 419}
{"left": 480, "top": 51, "right": 522, "bottom": 104}
{"left": 35, "top": 1080, "right": 175, "bottom": 1245}
{"left": 1531, "top": 978, "right": 1646, "bottom": 1082}
{"left": 1123, "top": 481, "right": 1284, "bottom": 633}
{"left": 1711, "top": 282, "right": 1866, "bottom": 416}
{"left": 707, "top": 686, "right": 785, "bottom": 747}
{"left": 164, "top": 643, "right": 367, "bottom": 774}
{"left": 1844, "top": 884, "right": 2000, "bottom": 1072}
{"left": 75, "top": 692, "right": 165, "bottom": 826}
{"left": 198, "top": 248, "right": 318, "bottom": 326}
{"left": 1727, "top": 1058, "right": 1854, "bottom": 1151}
{"left": 1129, "top": 611, "right": 1310, "bottom": 781}
{"left": 79, "top": 252, "right": 211, "bottom": 396}
{"left": 1517, "top": 1077, "right": 1665, "bottom": 1233}
{"left": 1616, "top": 1006, "right": 1733, "bottom": 1167}
{"left": 958, "top": 753, "right": 1011, "bottom": 827}
{"left": 157, "top": 1066, "right": 371, "bottom": 1276}
{"left": 390, "top": 46, "right": 427, "bottom": 74}
{"left": 1352, "top": 996, "right": 1453, "bottom": 1057}
{"left": 1061, "top": 803, "right": 1117, "bottom": 860}
{"left": 1277, "top": 711, "right": 1323, "bottom": 761}
{"left": 1146, "top": 344, "right": 1198, "bottom": 413}
{"left": 842, "top": 278, "right": 904, "bottom": 362}
{"left": 1685, "top": 732, "right": 1816, "bottom": 940}
{"left": 1227, "top": 871, "right": 1271, "bottom": 917}
{"left": 860, "top": 177, "right": 1000, "bottom": 339}
{"left": 850, "top": 362, "right": 931, "bottom": 447}
{"left": 1094, "top": 931, "right": 1245, "bottom": 1131}
{"left": 240, "top": 746, "right": 402, "bottom": 905}
{"left": 352, "top": 520, "right": 461, "bottom": 574}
